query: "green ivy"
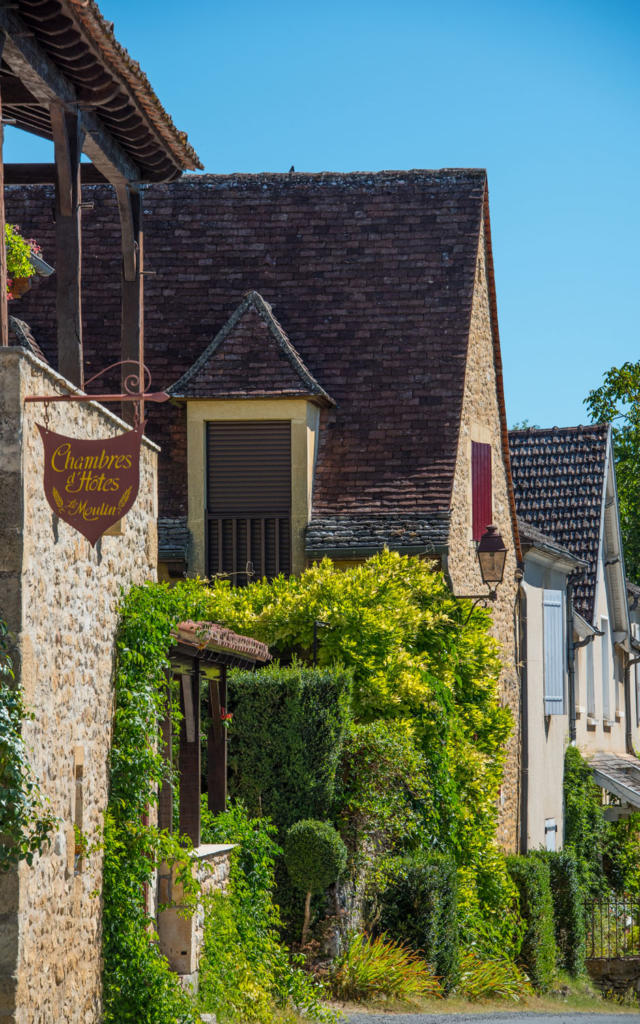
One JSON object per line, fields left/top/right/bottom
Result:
{"left": 0, "top": 618, "right": 56, "bottom": 871}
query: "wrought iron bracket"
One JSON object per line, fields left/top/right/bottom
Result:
{"left": 23, "top": 359, "right": 169, "bottom": 410}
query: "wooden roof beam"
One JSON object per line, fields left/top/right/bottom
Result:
{"left": 0, "top": 10, "right": 141, "bottom": 185}
{"left": 3, "top": 162, "right": 108, "bottom": 184}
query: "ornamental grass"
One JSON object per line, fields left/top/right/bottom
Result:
{"left": 458, "top": 950, "right": 533, "bottom": 1001}
{"left": 330, "top": 932, "right": 442, "bottom": 1002}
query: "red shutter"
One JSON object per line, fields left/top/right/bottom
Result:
{"left": 471, "top": 441, "right": 492, "bottom": 541}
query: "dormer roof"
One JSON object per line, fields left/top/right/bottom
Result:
{"left": 169, "top": 290, "right": 334, "bottom": 407}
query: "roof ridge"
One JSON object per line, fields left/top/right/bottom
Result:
{"left": 169, "top": 290, "right": 335, "bottom": 405}
{"left": 64, "top": 0, "right": 202, "bottom": 172}
{"left": 509, "top": 423, "right": 610, "bottom": 436}
{"left": 176, "top": 168, "right": 488, "bottom": 184}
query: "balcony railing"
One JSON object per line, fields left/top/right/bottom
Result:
{"left": 206, "top": 514, "right": 291, "bottom": 583}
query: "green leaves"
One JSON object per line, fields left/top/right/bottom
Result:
{"left": 0, "top": 620, "right": 56, "bottom": 872}
{"left": 586, "top": 361, "right": 640, "bottom": 582}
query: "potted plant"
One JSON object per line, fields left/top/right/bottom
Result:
{"left": 5, "top": 223, "right": 53, "bottom": 300}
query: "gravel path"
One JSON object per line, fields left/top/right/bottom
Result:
{"left": 344, "top": 1014, "right": 638, "bottom": 1024}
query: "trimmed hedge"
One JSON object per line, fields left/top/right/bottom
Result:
{"left": 544, "top": 850, "right": 586, "bottom": 977}
{"left": 506, "top": 855, "right": 556, "bottom": 992}
{"left": 376, "top": 853, "right": 460, "bottom": 993}
{"left": 228, "top": 662, "right": 351, "bottom": 838}
{"left": 285, "top": 819, "right": 347, "bottom": 896}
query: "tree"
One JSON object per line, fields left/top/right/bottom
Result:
{"left": 585, "top": 361, "right": 640, "bottom": 583}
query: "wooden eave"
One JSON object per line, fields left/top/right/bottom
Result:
{"left": 0, "top": 0, "right": 201, "bottom": 184}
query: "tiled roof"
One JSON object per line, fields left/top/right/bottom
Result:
{"left": 5, "top": 0, "right": 201, "bottom": 180}
{"left": 158, "top": 517, "right": 190, "bottom": 561}
{"left": 8, "top": 316, "right": 48, "bottom": 363}
{"left": 509, "top": 425, "right": 609, "bottom": 623}
{"left": 170, "top": 290, "right": 334, "bottom": 405}
{"left": 172, "top": 620, "right": 270, "bottom": 664}
{"left": 305, "top": 512, "right": 450, "bottom": 557}
{"left": 6, "top": 169, "right": 488, "bottom": 523}
{"left": 517, "top": 516, "right": 586, "bottom": 567}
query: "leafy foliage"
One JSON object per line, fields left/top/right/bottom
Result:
{"left": 585, "top": 362, "right": 640, "bottom": 582}
{"left": 228, "top": 661, "right": 352, "bottom": 838}
{"left": 201, "top": 552, "right": 512, "bottom": 870}
{"left": 563, "top": 746, "right": 608, "bottom": 899}
{"left": 284, "top": 820, "right": 347, "bottom": 896}
{"left": 5, "top": 223, "right": 39, "bottom": 298}
{"left": 458, "top": 951, "right": 533, "bottom": 1001}
{"left": 457, "top": 848, "right": 524, "bottom": 961}
{"left": 105, "top": 580, "right": 333, "bottom": 1024}
{"left": 335, "top": 720, "right": 433, "bottom": 861}
{"left": 103, "top": 583, "right": 209, "bottom": 1024}
{"left": 330, "top": 932, "right": 442, "bottom": 1002}
{"left": 199, "top": 802, "right": 335, "bottom": 1023}
{"left": 375, "top": 853, "right": 459, "bottom": 992}
{"left": 0, "top": 618, "right": 56, "bottom": 871}
{"left": 544, "top": 850, "right": 586, "bottom": 977}
{"left": 506, "top": 855, "right": 557, "bottom": 992}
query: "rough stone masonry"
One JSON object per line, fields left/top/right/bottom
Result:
{"left": 0, "top": 348, "right": 157, "bottom": 1024}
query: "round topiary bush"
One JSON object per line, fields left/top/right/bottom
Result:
{"left": 284, "top": 819, "right": 347, "bottom": 944}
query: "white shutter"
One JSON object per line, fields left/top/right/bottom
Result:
{"left": 633, "top": 624, "right": 640, "bottom": 726}
{"left": 586, "top": 641, "right": 595, "bottom": 715}
{"left": 543, "top": 590, "right": 565, "bottom": 715}
{"left": 601, "top": 618, "right": 610, "bottom": 722}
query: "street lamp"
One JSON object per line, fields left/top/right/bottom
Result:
{"left": 476, "top": 524, "right": 507, "bottom": 592}
{"left": 457, "top": 524, "right": 508, "bottom": 607}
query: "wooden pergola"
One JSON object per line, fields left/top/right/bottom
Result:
{"left": 163, "top": 621, "right": 270, "bottom": 847}
{"left": 0, "top": 0, "right": 201, "bottom": 411}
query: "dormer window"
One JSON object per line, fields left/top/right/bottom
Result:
{"left": 206, "top": 421, "right": 291, "bottom": 582}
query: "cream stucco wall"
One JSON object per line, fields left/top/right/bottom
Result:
{"left": 576, "top": 555, "right": 628, "bottom": 755}
{"left": 447, "top": 214, "right": 521, "bottom": 852}
{"left": 0, "top": 348, "right": 157, "bottom": 1024}
{"left": 185, "top": 398, "right": 319, "bottom": 578}
{"left": 521, "top": 564, "right": 571, "bottom": 852}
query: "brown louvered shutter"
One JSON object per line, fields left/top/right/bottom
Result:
{"left": 206, "top": 421, "right": 291, "bottom": 582}
{"left": 471, "top": 441, "right": 492, "bottom": 541}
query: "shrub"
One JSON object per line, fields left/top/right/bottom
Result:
{"left": 376, "top": 853, "right": 459, "bottom": 993}
{"left": 563, "top": 746, "right": 608, "bottom": 899}
{"left": 457, "top": 848, "right": 524, "bottom": 962}
{"left": 200, "top": 803, "right": 334, "bottom": 1023}
{"left": 330, "top": 932, "right": 442, "bottom": 1002}
{"left": 202, "top": 551, "right": 512, "bottom": 868}
{"left": 458, "top": 951, "right": 532, "bottom": 1001}
{"left": 544, "top": 850, "right": 586, "bottom": 977}
{"left": 228, "top": 662, "right": 351, "bottom": 838}
{"left": 506, "top": 855, "right": 556, "bottom": 992}
{"left": 335, "top": 720, "right": 433, "bottom": 861}
{"left": 284, "top": 819, "right": 347, "bottom": 944}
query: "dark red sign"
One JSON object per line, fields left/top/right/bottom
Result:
{"left": 37, "top": 424, "right": 143, "bottom": 545}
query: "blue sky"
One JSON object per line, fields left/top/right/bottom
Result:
{"left": 5, "top": 0, "right": 639, "bottom": 428}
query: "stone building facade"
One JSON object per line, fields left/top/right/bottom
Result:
{"left": 0, "top": 348, "right": 157, "bottom": 1023}
{"left": 6, "top": 169, "right": 524, "bottom": 850}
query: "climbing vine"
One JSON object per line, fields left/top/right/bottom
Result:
{"left": 0, "top": 618, "right": 56, "bottom": 872}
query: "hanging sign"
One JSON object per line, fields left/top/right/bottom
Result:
{"left": 37, "top": 424, "right": 143, "bottom": 545}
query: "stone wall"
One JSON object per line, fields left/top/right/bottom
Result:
{"left": 0, "top": 348, "right": 158, "bottom": 1023}
{"left": 446, "top": 215, "right": 521, "bottom": 852}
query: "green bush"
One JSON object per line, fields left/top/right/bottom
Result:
{"left": 228, "top": 662, "right": 351, "bottom": 838}
{"left": 330, "top": 932, "right": 442, "bottom": 1002}
{"left": 200, "top": 803, "right": 333, "bottom": 1023}
{"left": 564, "top": 746, "right": 608, "bottom": 899}
{"left": 376, "top": 853, "right": 459, "bottom": 993}
{"left": 284, "top": 819, "right": 347, "bottom": 944}
{"left": 335, "top": 720, "right": 433, "bottom": 861}
{"left": 544, "top": 850, "right": 586, "bottom": 977}
{"left": 506, "top": 855, "right": 557, "bottom": 992}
